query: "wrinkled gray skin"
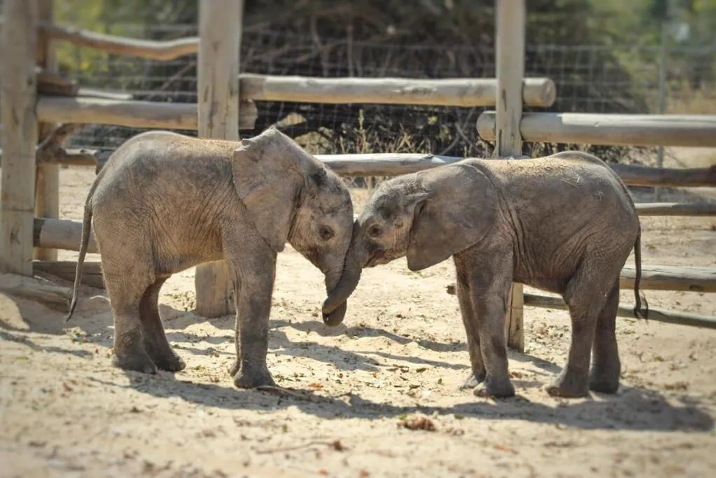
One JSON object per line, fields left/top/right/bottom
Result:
{"left": 324, "top": 152, "right": 644, "bottom": 398}
{"left": 67, "top": 127, "right": 353, "bottom": 388}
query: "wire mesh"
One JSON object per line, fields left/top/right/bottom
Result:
{"left": 0, "top": 10, "right": 712, "bottom": 161}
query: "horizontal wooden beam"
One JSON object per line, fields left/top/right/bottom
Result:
{"left": 36, "top": 96, "right": 257, "bottom": 130}
{"left": 239, "top": 74, "right": 556, "bottom": 107}
{"left": 448, "top": 264, "right": 715, "bottom": 297}
{"left": 316, "top": 153, "right": 461, "bottom": 176}
{"left": 40, "top": 22, "right": 199, "bottom": 61}
{"left": 620, "top": 265, "right": 716, "bottom": 293}
{"left": 317, "top": 153, "right": 716, "bottom": 188}
{"left": 40, "top": 214, "right": 716, "bottom": 292}
{"left": 33, "top": 217, "right": 97, "bottom": 253}
{"left": 609, "top": 163, "right": 716, "bottom": 188}
{"left": 37, "top": 74, "right": 556, "bottom": 108}
{"left": 0, "top": 276, "right": 72, "bottom": 310}
{"left": 34, "top": 260, "right": 104, "bottom": 288}
{"left": 477, "top": 112, "right": 716, "bottom": 147}
{"left": 522, "top": 293, "right": 716, "bottom": 330}
{"left": 636, "top": 202, "right": 716, "bottom": 216}
{"left": 12, "top": 146, "right": 715, "bottom": 191}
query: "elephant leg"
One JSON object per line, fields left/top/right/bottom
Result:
{"left": 103, "top": 271, "right": 157, "bottom": 374}
{"left": 472, "top": 290, "right": 515, "bottom": 398}
{"left": 589, "top": 281, "right": 621, "bottom": 394}
{"left": 223, "top": 239, "right": 277, "bottom": 389}
{"left": 462, "top": 249, "right": 515, "bottom": 398}
{"left": 454, "top": 256, "right": 485, "bottom": 389}
{"left": 139, "top": 277, "right": 186, "bottom": 372}
{"left": 547, "top": 262, "right": 610, "bottom": 398}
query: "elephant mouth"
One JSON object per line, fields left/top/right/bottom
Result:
{"left": 365, "top": 249, "right": 385, "bottom": 268}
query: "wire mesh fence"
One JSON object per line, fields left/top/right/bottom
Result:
{"left": 1, "top": 13, "right": 713, "bottom": 162}
{"left": 57, "top": 22, "right": 715, "bottom": 163}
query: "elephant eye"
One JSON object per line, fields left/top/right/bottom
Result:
{"left": 368, "top": 225, "right": 383, "bottom": 238}
{"left": 319, "top": 225, "right": 334, "bottom": 241}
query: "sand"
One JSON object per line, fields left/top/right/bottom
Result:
{"left": 1, "top": 151, "right": 715, "bottom": 478}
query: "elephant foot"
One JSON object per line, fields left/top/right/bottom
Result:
{"left": 233, "top": 364, "right": 276, "bottom": 389}
{"left": 112, "top": 351, "right": 157, "bottom": 375}
{"left": 473, "top": 375, "right": 515, "bottom": 398}
{"left": 148, "top": 350, "right": 186, "bottom": 372}
{"left": 546, "top": 370, "right": 589, "bottom": 398}
{"left": 228, "top": 360, "right": 240, "bottom": 378}
{"left": 589, "top": 369, "right": 620, "bottom": 394}
{"left": 459, "top": 370, "right": 486, "bottom": 390}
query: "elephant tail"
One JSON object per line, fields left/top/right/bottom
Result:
{"left": 65, "top": 167, "right": 106, "bottom": 322}
{"left": 65, "top": 203, "right": 93, "bottom": 323}
{"left": 632, "top": 226, "right": 649, "bottom": 320}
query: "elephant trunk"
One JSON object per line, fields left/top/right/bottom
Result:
{"left": 321, "top": 264, "right": 349, "bottom": 327}
{"left": 322, "top": 246, "right": 363, "bottom": 325}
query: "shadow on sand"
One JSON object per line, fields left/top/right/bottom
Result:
{"left": 2, "top": 290, "right": 713, "bottom": 433}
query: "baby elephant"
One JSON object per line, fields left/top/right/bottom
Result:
{"left": 67, "top": 127, "right": 354, "bottom": 388}
{"left": 324, "top": 152, "right": 646, "bottom": 398}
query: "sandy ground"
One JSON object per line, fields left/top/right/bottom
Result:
{"left": 1, "top": 149, "right": 715, "bottom": 478}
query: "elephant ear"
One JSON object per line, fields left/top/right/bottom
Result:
{"left": 231, "top": 129, "right": 308, "bottom": 252}
{"left": 407, "top": 163, "right": 498, "bottom": 271}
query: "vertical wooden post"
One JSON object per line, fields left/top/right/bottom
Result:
{"left": 1, "top": 0, "right": 39, "bottom": 275}
{"left": 194, "top": 0, "right": 243, "bottom": 317}
{"left": 35, "top": 0, "right": 60, "bottom": 261}
{"left": 495, "top": 0, "right": 525, "bottom": 352}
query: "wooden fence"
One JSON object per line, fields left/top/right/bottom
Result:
{"left": 1, "top": 0, "right": 715, "bottom": 343}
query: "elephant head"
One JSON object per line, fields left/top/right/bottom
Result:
{"left": 232, "top": 128, "right": 354, "bottom": 326}
{"left": 322, "top": 162, "right": 498, "bottom": 320}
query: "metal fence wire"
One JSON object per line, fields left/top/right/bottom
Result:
{"left": 35, "top": 23, "right": 716, "bottom": 161}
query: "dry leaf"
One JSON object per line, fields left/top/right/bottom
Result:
{"left": 399, "top": 416, "right": 436, "bottom": 431}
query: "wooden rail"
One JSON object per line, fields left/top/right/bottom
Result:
{"left": 7, "top": 147, "right": 715, "bottom": 192}
{"left": 477, "top": 111, "right": 716, "bottom": 147}
{"left": 522, "top": 293, "right": 716, "bottom": 330}
{"left": 34, "top": 260, "right": 104, "bottom": 288}
{"left": 239, "top": 75, "right": 556, "bottom": 107}
{"left": 446, "top": 264, "right": 715, "bottom": 296}
{"left": 34, "top": 217, "right": 98, "bottom": 253}
{"left": 39, "top": 215, "right": 716, "bottom": 328}
{"left": 36, "top": 97, "right": 257, "bottom": 131}
{"left": 609, "top": 163, "right": 716, "bottom": 188}
{"left": 31, "top": 21, "right": 559, "bottom": 107}
{"left": 444, "top": 286, "right": 716, "bottom": 329}
{"left": 317, "top": 154, "right": 716, "bottom": 189}
{"left": 635, "top": 202, "right": 716, "bottom": 216}
{"left": 40, "top": 22, "right": 199, "bottom": 61}
{"left": 620, "top": 265, "right": 716, "bottom": 293}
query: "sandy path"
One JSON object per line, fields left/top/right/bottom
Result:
{"left": 1, "top": 161, "right": 715, "bottom": 478}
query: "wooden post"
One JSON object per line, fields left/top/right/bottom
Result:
{"left": 35, "top": 0, "right": 60, "bottom": 261}
{"left": 495, "top": 0, "right": 525, "bottom": 352}
{"left": 1, "top": 0, "right": 39, "bottom": 275}
{"left": 194, "top": 0, "right": 243, "bottom": 317}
